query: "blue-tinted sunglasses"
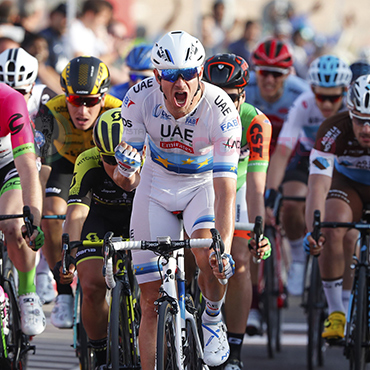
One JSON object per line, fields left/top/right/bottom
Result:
{"left": 160, "top": 67, "right": 199, "bottom": 83}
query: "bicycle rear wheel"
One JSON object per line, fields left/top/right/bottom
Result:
{"left": 262, "top": 226, "right": 281, "bottom": 358}
{"left": 156, "top": 300, "right": 179, "bottom": 370}
{"left": 306, "top": 256, "right": 326, "bottom": 370}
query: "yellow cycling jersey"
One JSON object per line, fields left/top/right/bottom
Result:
{"left": 41, "top": 94, "right": 122, "bottom": 164}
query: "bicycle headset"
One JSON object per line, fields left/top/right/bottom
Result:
{"left": 0, "top": 47, "right": 38, "bottom": 93}
{"left": 60, "top": 56, "right": 110, "bottom": 96}
{"left": 307, "top": 55, "right": 352, "bottom": 88}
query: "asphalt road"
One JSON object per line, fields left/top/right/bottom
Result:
{"left": 26, "top": 295, "right": 350, "bottom": 370}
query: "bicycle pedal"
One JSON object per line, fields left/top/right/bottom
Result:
{"left": 326, "top": 337, "right": 345, "bottom": 346}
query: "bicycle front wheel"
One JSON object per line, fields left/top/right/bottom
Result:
{"left": 156, "top": 300, "right": 179, "bottom": 370}
{"left": 107, "top": 279, "right": 139, "bottom": 369}
{"left": 307, "top": 256, "right": 326, "bottom": 370}
{"left": 354, "top": 265, "right": 369, "bottom": 370}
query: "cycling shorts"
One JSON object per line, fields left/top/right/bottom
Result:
{"left": 45, "top": 157, "right": 74, "bottom": 200}
{"left": 75, "top": 204, "right": 131, "bottom": 265}
{"left": 0, "top": 162, "right": 21, "bottom": 196}
{"left": 282, "top": 144, "right": 310, "bottom": 185}
{"left": 327, "top": 169, "right": 370, "bottom": 222}
{"left": 130, "top": 161, "right": 215, "bottom": 284}
{"left": 234, "top": 182, "right": 250, "bottom": 239}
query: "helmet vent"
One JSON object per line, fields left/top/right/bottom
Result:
{"left": 185, "top": 48, "right": 190, "bottom": 61}
{"left": 365, "top": 93, "right": 370, "bottom": 109}
{"left": 8, "top": 61, "right": 15, "bottom": 72}
{"left": 78, "top": 64, "right": 89, "bottom": 86}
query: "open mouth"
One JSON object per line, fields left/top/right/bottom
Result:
{"left": 174, "top": 92, "right": 188, "bottom": 107}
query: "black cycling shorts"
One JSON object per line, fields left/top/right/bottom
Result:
{"left": 282, "top": 144, "right": 310, "bottom": 185}
{"left": 45, "top": 157, "right": 74, "bottom": 200}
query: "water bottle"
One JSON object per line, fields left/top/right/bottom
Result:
{"left": 0, "top": 286, "right": 9, "bottom": 335}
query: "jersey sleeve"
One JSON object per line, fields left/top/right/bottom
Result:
{"left": 2, "top": 89, "right": 36, "bottom": 159}
{"left": 120, "top": 89, "right": 147, "bottom": 153}
{"left": 67, "top": 149, "right": 101, "bottom": 207}
{"left": 246, "top": 110, "right": 272, "bottom": 173}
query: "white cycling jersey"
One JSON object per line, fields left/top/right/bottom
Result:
{"left": 121, "top": 77, "right": 241, "bottom": 284}
{"left": 277, "top": 90, "right": 347, "bottom": 152}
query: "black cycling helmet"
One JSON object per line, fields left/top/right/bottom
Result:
{"left": 203, "top": 53, "right": 250, "bottom": 88}
{"left": 60, "top": 56, "right": 110, "bottom": 95}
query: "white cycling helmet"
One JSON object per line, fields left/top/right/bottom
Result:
{"left": 308, "top": 55, "right": 352, "bottom": 88}
{"left": 347, "top": 74, "right": 370, "bottom": 114}
{"left": 0, "top": 48, "right": 38, "bottom": 93}
{"left": 151, "top": 30, "right": 205, "bottom": 70}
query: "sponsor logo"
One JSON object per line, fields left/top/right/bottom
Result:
{"left": 133, "top": 78, "right": 153, "bottom": 93}
{"left": 185, "top": 116, "right": 199, "bottom": 126}
{"left": 45, "top": 187, "right": 62, "bottom": 194}
{"left": 214, "top": 95, "right": 233, "bottom": 116}
{"left": 153, "top": 104, "right": 171, "bottom": 120}
{"left": 122, "top": 118, "right": 132, "bottom": 127}
{"left": 313, "top": 157, "right": 329, "bottom": 169}
{"left": 123, "top": 95, "right": 135, "bottom": 108}
{"left": 321, "top": 126, "right": 341, "bottom": 151}
{"left": 220, "top": 119, "right": 239, "bottom": 132}
{"left": 9, "top": 113, "right": 24, "bottom": 135}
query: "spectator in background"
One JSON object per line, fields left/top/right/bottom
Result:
{"left": 40, "top": 3, "right": 69, "bottom": 74}
{"left": 228, "top": 20, "right": 261, "bottom": 65}
{"left": 0, "top": 36, "right": 20, "bottom": 53}
{"left": 109, "top": 44, "right": 154, "bottom": 101}
{"left": 63, "top": 0, "right": 115, "bottom": 62}
{"left": 18, "top": 0, "right": 47, "bottom": 35}
{"left": 0, "top": 0, "right": 25, "bottom": 44}
{"left": 22, "top": 33, "right": 63, "bottom": 94}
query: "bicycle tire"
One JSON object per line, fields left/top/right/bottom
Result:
{"left": 307, "top": 256, "right": 326, "bottom": 370}
{"left": 1, "top": 254, "right": 28, "bottom": 370}
{"left": 263, "top": 226, "right": 281, "bottom": 358}
{"left": 184, "top": 295, "right": 203, "bottom": 370}
{"left": 156, "top": 300, "right": 179, "bottom": 370}
{"left": 354, "top": 265, "right": 368, "bottom": 370}
{"left": 108, "top": 279, "right": 136, "bottom": 369}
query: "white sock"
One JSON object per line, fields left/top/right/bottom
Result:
{"left": 322, "top": 278, "right": 345, "bottom": 314}
{"left": 342, "top": 289, "right": 351, "bottom": 315}
{"left": 202, "top": 297, "right": 223, "bottom": 324}
{"left": 36, "top": 250, "right": 51, "bottom": 275}
{"left": 289, "top": 237, "right": 305, "bottom": 264}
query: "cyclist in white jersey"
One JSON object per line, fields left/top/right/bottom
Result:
{"left": 244, "top": 37, "right": 309, "bottom": 333}
{"left": 304, "top": 74, "right": 370, "bottom": 340}
{"left": 0, "top": 47, "right": 58, "bottom": 305}
{"left": 113, "top": 30, "right": 270, "bottom": 370}
{"left": 265, "top": 55, "right": 352, "bottom": 296}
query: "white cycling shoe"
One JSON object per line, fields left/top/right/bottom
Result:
{"left": 51, "top": 294, "right": 73, "bottom": 329}
{"left": 202, "top": 320, "right": 230, "bottom": 366}
{"left": 36, "top": 272, "right": 56, "bottom": 304}
{"left": 224, "top": 358, "right": 243, "bottom": 370}
{"left": 19, "top": 292, "right": 46, "bottom": 336}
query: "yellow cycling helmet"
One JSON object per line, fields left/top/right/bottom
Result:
{"left": 60, "top": 56, "right": 110, "bottom": 95}
{"left": 93, "top": 108, "right": 123, "bottom": 156}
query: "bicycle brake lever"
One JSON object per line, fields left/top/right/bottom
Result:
{"left": 102, "top": 231, "right": 114, "bottom": 277}
{"left": 254, "top": 216, "right": 263, "bottom": 263}
{"left": 62, "top": 233, "right": 70, "bottom": 275}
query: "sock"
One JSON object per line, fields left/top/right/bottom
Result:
{"left": 322, "top": 278, "right": 345, "bottom": 314}
{"left": 56, "top": 280, "right": 73, "bottom": 295}
{"left": 289, "top": 237, "right": 305, "bottom": 264}
{"left": 342, "top": 289, "right": 351, "bottom": 315}
{"left": 227, "top": 332, "right": 244, "bottom": 360}
{"left": 202, "top": 297, "right": 223, "bottom": 324}
{"left": 89, "top": 337, "right": 107, "bottom": 366}
{"left": 18, "top": 267, "right": 36, "bottom": 296}
{"left": 250, "top": 285, "right": 259, "bottom": 309}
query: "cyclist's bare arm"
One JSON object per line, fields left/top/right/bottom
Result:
{"left": 305, "top": 173, "right": 331, "bottom": 253}
{"left": 213, "top": 176, "right": 236, "bottom": 255}
{"left": 15, "top": 152, "right": 43, "bottom": 228}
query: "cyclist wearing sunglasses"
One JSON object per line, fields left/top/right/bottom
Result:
{"left": 245, "top": 38, "right": 310, "bottom": 154}
{"left": 109, "top": 43, "right": 154, "bottom": 101}
{"left": 304, "top": 74, "right": 370, "bottom": 340}
{"left": 34, "top": 55, "right": 122, "bottom": 329}
{"left": 113, "top": 30, "right": 249, "bottom": 369}
{"left": 54, "top": 108, "right": 135, "bottom": 367}
{"left": 265, "top": 55, "right": 352, "bottom": 297}
{"left": 203, "top": 53, "right": 272, "bottom": 370}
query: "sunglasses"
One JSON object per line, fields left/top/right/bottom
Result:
{"left": 129, "top": 73, "right": 152, "bottom": 83}
{"left": 160, "top": 67, "right": 199, "bottom": 83}
{"left": 314, "top": 93, "right": 343, "bottom": 103}
{"left": 227, "top": 93, "right": 243, "bottom": 102}
{"left": 66, "top": 95, "right": 103, "bottom": 107}
{"left": 349, "top": 111, "right": 370, "bottom": 127}
{"left": 256, "top": 68, "right": 288, "bottom": 78}
{"left": 101, "top": 154, "right": 117, "bottom": 165}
